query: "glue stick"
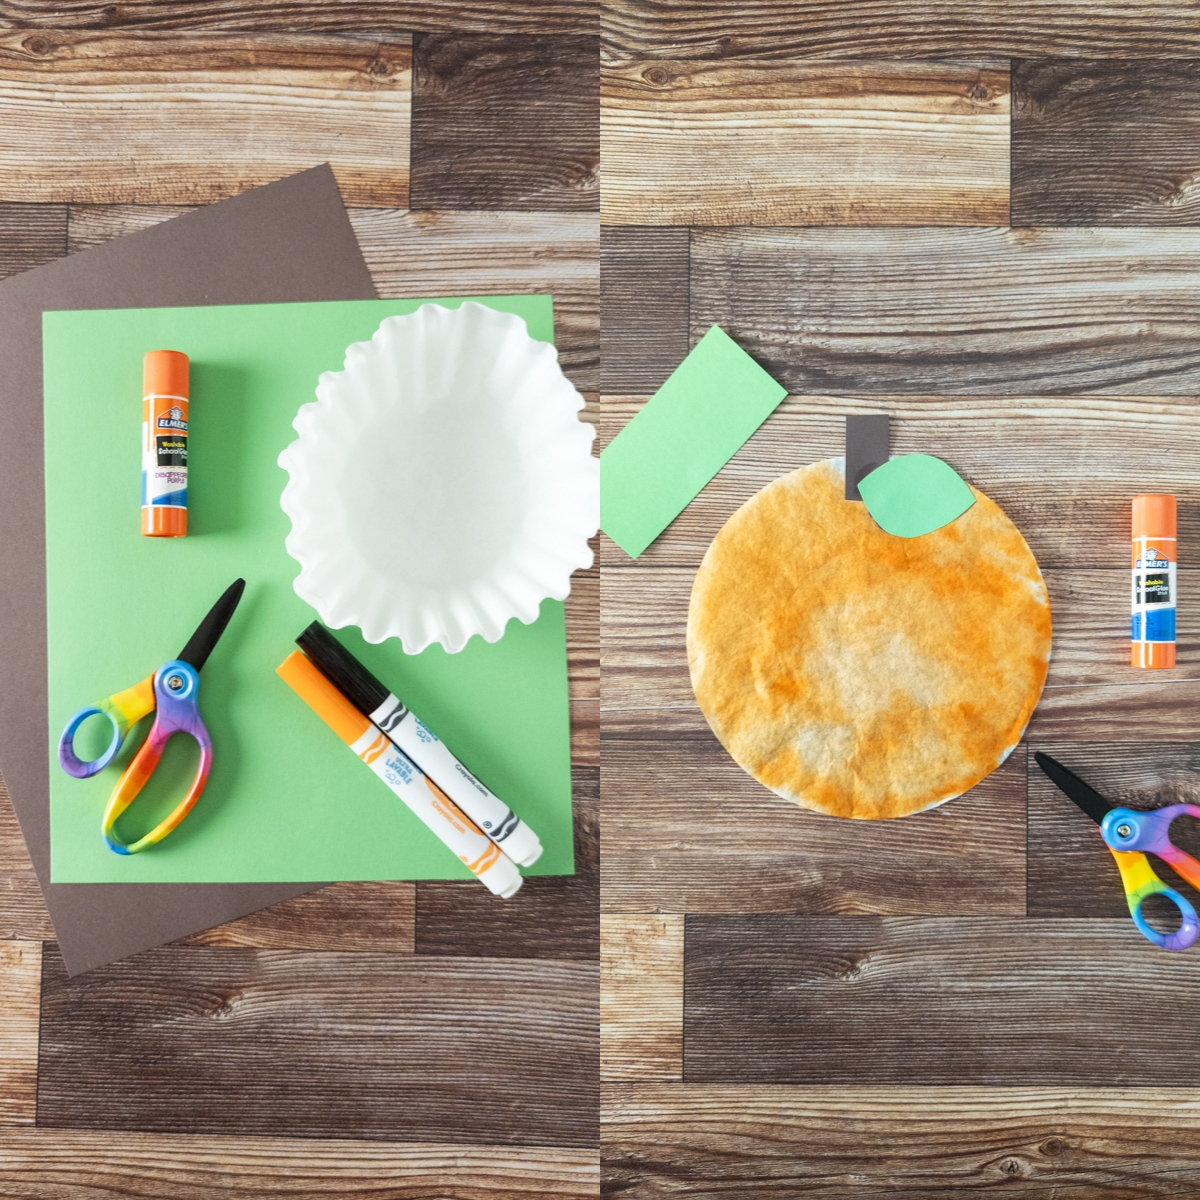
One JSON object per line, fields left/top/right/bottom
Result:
{"left": 142, "top": 350, "right": 189, "bottom": 537}
{"left": 1132, "top": 494, "right": 1177, "bottom": 669}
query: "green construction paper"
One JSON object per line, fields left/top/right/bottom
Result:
{"left": 857, "top": 453, "right": 977, "bottom": 538}
{"left": 600, "top": 325, "right": 786, "bottom": 558}
{"left": 44, "top": 295, "right": 576, "bottom": 883}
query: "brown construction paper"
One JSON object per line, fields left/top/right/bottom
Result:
{"left": 844, "top": 413, "right": 890, "bottom": 501}
{"left": 0, "top": 165, "right": 377, "bottom": 975}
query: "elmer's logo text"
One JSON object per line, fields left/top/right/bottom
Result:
{"left": 156, "top": 405, "right": 188, "bottom": 432}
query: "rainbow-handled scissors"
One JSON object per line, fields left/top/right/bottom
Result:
{"left": 57, "top": 579, "right": 245, "bottom": 855}
{"left": 1036, "top": 750, "right": 1200, "bottom": 951}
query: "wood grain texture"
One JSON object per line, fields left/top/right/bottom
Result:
{"left": 1013, "top": 58, "right": 1200, "bottom": 226}
{"left": 410, "top": 34, "right": 598, "bottom": 212}
{"left": 602, "top": 728, "right": 1025, "bottom": 915}
{"left": 599, "top": 397, "right": 1200, "bottom": 748}
{"left": 0, "top": 782, "right": 53, "bottom": 941}
{"left": 684, "top": 915, "right": 1200, "bottom": 1084}
{"left": 690, "top": 226, "right": 1200, "bottom": 395}
{"left": 66, "top": 201, "right": 191, "bottom": 251}
{"left": 596, "top": 394, "right": 1200, "bottom": 570}
{"left": 1029, "top": 741, "right": 1200, "bottom": 919}
{"left": 573, "top": 695, "right": 599, "bottom": 769}
{"left": 0, "top": 941, "right": 39, "bottom": 1125}
{"left": 0, "top": 1128, "right": 599, "bottom": 1198}
{"left": 602, "top": 58, "right": 1008, "bottom": 226}
{"left": 352, "top": 208, "right": 598, "bottom": 393}
{"left": 600, "top": 226, "right": 688, "bottom": 394}
{"left": 603, "top": 1082, "right": 1200, "bottom": 1197}
{"left": 1028, "top": 681, "right": 1200, "bottom": 742}
{"left": 0, "top": 0, "right": 599, "bottom": 35}
{"left": 37, "top": 944, "right": 599, "bottom": 1146}
{"left": 0, "top": 31, "right": 410, "bottom": 205}
{"left": 416, "top": 765, "right": 598, "bottom": 960}
{"left": 0, "top": 202, "right": 65, "bottom": 277}
{"left": 567, "top": 561, "right": 600, "bottom": 706}
{"left": 601, "top": 2, "right": 1200, "bottom": 61}
{"left": 601, "top": 914, "right": 681, "bottom": 1080}
{"left": 179, "top": 883, "right": 415, "bottom": 951}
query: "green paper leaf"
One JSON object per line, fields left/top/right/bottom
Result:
{"left": 857, "top": 454, "right": 976, "bottom": 538}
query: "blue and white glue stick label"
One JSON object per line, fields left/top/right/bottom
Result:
{"left": 142, "top": 393, "right": 188, "bottom": 509}
{"left": 1132, "top": 542, "right": 1176, "bottom": 643}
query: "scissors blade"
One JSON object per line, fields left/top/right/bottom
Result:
{"left": 177, "top": 578, "right": 245, "bottom": 672}
{"left": 1034, "top": 751, "right": 1114, "bottom": 826}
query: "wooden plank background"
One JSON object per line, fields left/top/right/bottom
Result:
{"left": 689, "top": 226, "right": 1200, "bottom": 395}
{"left": 411, "top": 33, "right": 598, "bottom": 210}
{"left": 600, "top": 7, "right": 1200, "bottom": 1195}
{"left": 0, "top": 1129, "right": 599, "bottom": 1198}
{"left": 685, "top": 916, "right": 1200, "bottom": 1085}
{"left": 0, "top": 17, "right": 600, "bottom": 1195}
{"left": 603, "top": 1085, "right": 1200, "bottom": 1195}
{"left": 602, "top": 3, "right": 1200, "bottom": 60}
{"left": 599, "top": 226, "right": 687, "bottom": 394}
{"left": 0, "top": 32, "right": 413, "bottom": 205}
{"left": 1012, "top": 58, "right": 1200, "bottom": 225}
{"left": 37, "top": 946, "right": 598, "bottom": 1144}
{"left": 601, "top": 58, "right": 1010, "bottom": 226}
{"left": 0, "top": 0, "right": 597, "bottom": 35}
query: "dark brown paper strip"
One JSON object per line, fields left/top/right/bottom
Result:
{"left": 0, "top": 165, "right": 377, "bottom": 975}
{"left": 845, "top": 413, "right": 890, "bottom": 500}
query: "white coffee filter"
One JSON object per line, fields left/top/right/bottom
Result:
{"left": 279, "top": 302, "right": 599, "bottom": 654}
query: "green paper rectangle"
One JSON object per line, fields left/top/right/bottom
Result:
{"left": 600, "top": 325, "right": 787, "bottom": 558}
{"left": 44, "top": 295, "right": 576, "bottom": 883}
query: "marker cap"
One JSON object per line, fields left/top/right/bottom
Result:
{"left": 144, "top": 349, "right": 189, "bottom": 398}
{"left": 277, "top": 650, "right": 371, "bottom": 746}
{"left": 478, "top": 854, "right": 523, "bottom": 898}
{"left": 501, "top": 823, "right": 543, "bottom": 867}
{"left": 1133, "top": 494, "right": 1176, "bottom": 540}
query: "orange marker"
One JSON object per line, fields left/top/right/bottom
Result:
{"left": 1132, "top": 494, "right": 1176, "bottom": 669}
{"left": 141, "top": 350, "right": 189, "bottom": 537}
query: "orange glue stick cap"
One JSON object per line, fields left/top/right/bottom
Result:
{"left": 143, "top": 349, "right": 189, "bottom": 398}
{"left": 1133, "top": 494, "right": 1176, "bottom": 540}
{"left": 277, "top": 650, "right": 371, "bottom": 746}
{"left": 142, "top": 507, "right": 186, "bottom": 537}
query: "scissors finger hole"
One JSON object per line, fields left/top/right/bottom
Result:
{"left": 1140, "top": 892, "right": 1185, "bottom": 935}
{"left": 110, "top": 731, "right": 203, "bottom": 849}
{"left": 1134, "top": 888, "right": 1199, "bottom": 952}
{"left": 74, "top": 711, "right": 122, "bottom": 763}
{"left": 58, "top": 707, "right": 122, "bottom": 777}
